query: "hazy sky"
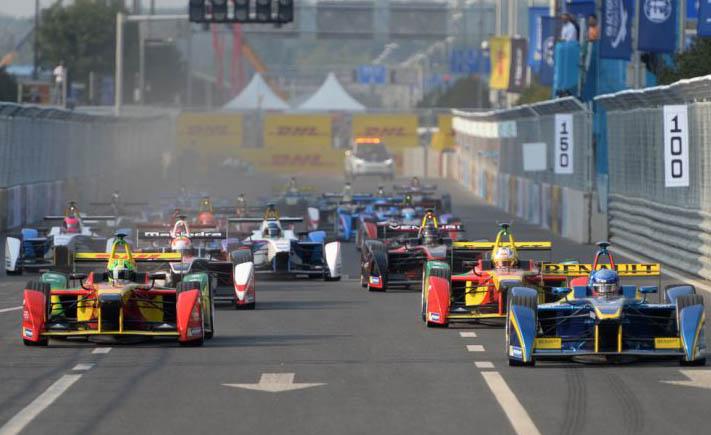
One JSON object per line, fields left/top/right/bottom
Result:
{"left": 0, "top": 0, "right": 188, "bottom": 18}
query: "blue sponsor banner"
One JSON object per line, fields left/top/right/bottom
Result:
{"left": 528, "top": 7, "right": 549, "bottom": 70}
{"left": 538, "top": 16, "right": 556, "bottom": 86}
{"left": 566, "top": 0, "right": 596, "bottom": 19}
{"left": 638, "top": 0, "right": 677, "bottom": 53}
{"left": 450, "top": 48, "right": 481, "bottom": 74}
{"left": 356, "top": 65, "right": 387, "bottom": 85}
{"left": 689, "top": 0, "right": 700, "bottom": 19}
{"left": 699, "top": 0, "right": 711, "bottom": 36}
{"left": 600, "top": 0, "right": 633, "bottom": 59}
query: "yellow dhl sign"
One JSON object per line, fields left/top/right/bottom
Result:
{"left": 541, "top": 263, "right": 661, "bottom": 276}
{"left": 351, "top": 114, "right": 419, "bottom": 148}
{"left": 453, "top": 241, "right": 552, "bottom": 250}
{"left": 489, "top": 36, "right": 512, "bottom": 90}
{"left": 534, "top": 337, "right": 562, "bottom": 350}
{"left": 177, "top": 112, "right": 243, "bottom": 155}
{"left": 654, "top": 337, "right": 681, "bottom": 350}
{"left": 263, "top": 114, "right": 332, "bottom": 148}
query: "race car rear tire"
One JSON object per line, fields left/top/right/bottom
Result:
{"left": 54, "top": 246, "right": 72, "bottom": 273}
{"left": 365, "top": 241, "right": 388, "bottom": 292}
{"left": 176, "top": 281, "right": 206, "bottom": 346}
{"left": 7, "top": 267, "right": 22, "bottom": 276}
{"left": 506, "top": 292, "right": 537, "bottom": 367}
{"left": 23, "top": 280, "right": 51, "bottom": 346}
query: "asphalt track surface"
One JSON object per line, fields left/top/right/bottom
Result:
{"left": 1, "top": 175, "right": 710, "bottom": 435}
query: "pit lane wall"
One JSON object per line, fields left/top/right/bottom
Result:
{"left": 0, "top": 103, "right": 175, "bottom": 231}
{"left": 449, "top": 98, "right": 606, "bottom": 244}
{"left": 596, "top": 75, "right": 711, "bottom": 280}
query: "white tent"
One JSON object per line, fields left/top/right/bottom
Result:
{"left": 223, "top": 73, "right": 289, "bottom": 111}
{"left": 298, "top": 73, "right": 366, "bottom": 112}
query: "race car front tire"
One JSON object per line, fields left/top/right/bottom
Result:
{"left": 177, "top": 281, "right": 205, "bottom": 346}
{"left": 506, "top": 292, "right": 537, "bottom": 367}
{"left": 22, "top": 280, "right": 51, "bottom": 346}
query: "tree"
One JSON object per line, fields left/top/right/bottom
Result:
{"left": 659, "top": 38, "right": 711, "bottom": 84}
{"left": 418, "top": 75, "right": 490, "bottom": 109}
{"left": 37, "top": 0, "right": 127, "bottom": 84}
{"left": 516, "top": 77, "right": 552, "bottom": 105}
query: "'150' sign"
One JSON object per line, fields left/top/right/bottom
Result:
{"left": 554, "top": 114, "right": 574, "bottom": 175}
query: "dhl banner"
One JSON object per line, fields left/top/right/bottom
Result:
{"left": 489, "top": 37, "right": 512, "bottom": 91}
{"left": 431, "top": 114, "right": 455, "bottom": 151}
{"left": 177, "top": 112, "right": 243, "bottom": 156}
{"left": 351, "top": 114, "right": 419, "bottom": 148}
{"left": 263, "top": 114, "right": 332, "bottom": 149}
{"left": 235, "top": 144, "right": 345, "bottom": 175}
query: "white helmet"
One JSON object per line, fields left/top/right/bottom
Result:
{"left": 492, "top": 246, "right": 517, "bottom": 269}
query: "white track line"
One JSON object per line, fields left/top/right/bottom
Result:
{"left": 92, "top": 347, "right": 112, "bottom": 354}
{"left": 474, "top": 361, "right": 494, "bottom": 369}
{"left": 466, "top": 344, "right": 485, "bottom": 352}
{"left": 481, "top": 371, "right": 541, "bottom": 435}
{"left": 459, "top": 331, "right": 478, "bottom": 338}
{"left": 0, "top": 374, "right": 82, "bottom": 435}
{"left": 72, "top": 364, "right": 94, "bottom": 371}
{"left": 0, "top": 306, "right": 21, "bottom": 314}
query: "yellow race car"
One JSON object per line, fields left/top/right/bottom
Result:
{"left": 21, "top": 234, "right": 215, "bottom": 346}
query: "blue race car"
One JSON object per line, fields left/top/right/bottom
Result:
{"left": 506, "top": 242, "right": 706, "bottom": 366}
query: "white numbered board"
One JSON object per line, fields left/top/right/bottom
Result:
{"left": 663, "top": 105, "right": 690, "bottom": 187}
{"left": 554, "top": 114, "right": 574, "bottom": 174}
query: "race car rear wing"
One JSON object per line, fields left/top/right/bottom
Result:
{"left": 74, "top": 252, "right": 183, "bottom": 262}
{"left": 45, "top": 215, "right": 117, "bottom": 221}
{"left": 137, "top": 230, "right": 226, "bottom": 240}
{"left": 541, "top": 263, "right": 661, "bottom": 277}
{"left": 381, "top": 223, "right": 464, "bottom": 232}
{"left": 228, "top": 217, "right": 303, "bottom": 224}
{"left": 452, "top": 241, "right": 552, "bottom": 251}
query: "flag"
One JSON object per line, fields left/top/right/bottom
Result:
{"left": 600, "top": 0, "right": 633, "bottom": 59}
{"left": 528, "top": 7, "right": 549, "bottom": 70}
{"left": 538, "top": 17, "right": 557, "bottom": 86}
{"left": 509, "top": 38, "right": 528, "bottom": 93}
{"left": 700, "top": 0, "right": 711, "bottom": 36}
{"left": 638, "top": 0, "right": 677, "bottom": 53}
{"left": 488, "top": 37, "right": 512, "bottom": 90}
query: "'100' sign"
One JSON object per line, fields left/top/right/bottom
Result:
{"left": 663, "top": 105, "right": 690, "bottom": 187}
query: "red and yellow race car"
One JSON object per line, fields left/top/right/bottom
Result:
{"left": 422, "top": 223, "right": 563, "bottom": 327}
{"left": 21, "top": 234, "right": 215, "bottom": 346}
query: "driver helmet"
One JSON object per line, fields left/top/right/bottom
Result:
{"left": 112, "top": 190, "right": 120, "bottom": 203}
{"left": 266, "top": 222, "right": 281, "bottom": 238}
{"left": 377, "top": 185, "right": 385, "bottom": 196}
{"left": 171, "top": 236, "right": 192, "bottom": 252}
{"left": 590, "top": 268, "right": 620, "bottom": 297}
{"left": 422, "top": 223, "right": 438, "bottom": 245}
{"left": 493, "top": 246, "right": 517, "bottom": 269}
{"left": 403, "top": 194, "right": 414, "bottom": 207}
{"left": 236, "top": 194, "right": 246, "bottom": 207}
{"left": 411, "top": 176, "right": 421, "bottom": 188}
{"left": 287, "top": 177, "right": 298, "bottom": 193}
{"left": 64, "top": 216, "right": 80, "bottom": 234}
{"left": 108, "top": 259, "right": 132, "bottom": 287}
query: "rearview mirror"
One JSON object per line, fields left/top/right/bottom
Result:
{"left": 639, "top": 286, "right": 658, "bottom": 294}
{"left": 552, "top": 287, "right": 571, "bottom": 297}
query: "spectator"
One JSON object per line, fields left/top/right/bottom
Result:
{"left": 587, "top": 14, "right": 600, "bottom": 41}
{"left": 560, "top": 13, "right": 579, "bottom": 42}
{"left": 52, "top": 61, "right": 66, "bottom": 105}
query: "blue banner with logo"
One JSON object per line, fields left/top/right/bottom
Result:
{"left": 638, "top": 0, "right": 677, "bottom": 53}
{"left": 537, "top": 16, "right": 556, "bottom": 86}
{"left": 600, "top": 0, "right": 633, "bottom": 59}
{"left": 689, "top": 0, "right": 700, "bottom": 19}
{"left": 566, "top": 0, "right": 596, "bottom": 19}
{"left": 528, "top": 7, "right": 549, "bottom": 71}
{"left": 699, "top": 0, "right": 711, "bottom": 36}
{"left": 356, "top": 65, "right": 387, "bottom": 85}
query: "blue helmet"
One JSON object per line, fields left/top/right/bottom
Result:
{"left": 590, "top": 268, "right": 619, "bottom": 296}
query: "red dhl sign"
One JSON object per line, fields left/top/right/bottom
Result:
{"left": 275, "top": 126, "right": 319, "bottom": 136}
{"left": 363, "top": 127, "right": 407, "bottom": 137}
